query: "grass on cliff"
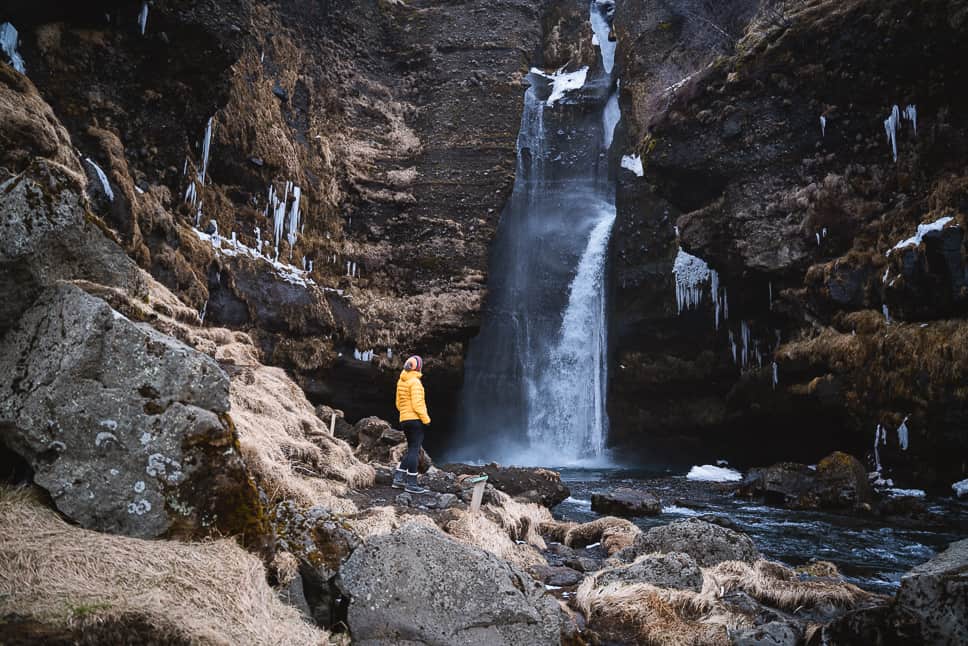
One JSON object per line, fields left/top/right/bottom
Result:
{"left": 0, "top": 487, "right": 329, "bottom": 645}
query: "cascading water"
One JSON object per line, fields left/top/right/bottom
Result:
{"left": 453, "top": 1, "right": 619, "bottom": 466}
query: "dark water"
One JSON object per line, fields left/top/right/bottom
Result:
{"left": 553, "top": 467, "right": 968, "bottom": 595}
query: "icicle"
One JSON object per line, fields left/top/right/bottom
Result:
{"left": 287, "top": 186, "right": 301, "bottom": 259}
{"left": 822, "top": 227, "right": 828, "bottom": 239}
{"left": 672, "top": 248, "right": 711, "bottom": 314}
{"left": 137, "top": 2, "right": 149, "bottom": 36}
{"left": 199, "top": 117, "right": 214, "bottom": 185}
{"left": 903, "top": 104, "right": 917, "bottom": 135}
{"left": 729, "top": 330, "right": 737, "bottom": 364}
{"left": 873, "top": 425, "right": 885, "bottom": 472}
{"left": 1, "top": 23, "right": 26, "bottom": 74}
{"left": 772, "top": 361, "right": 778, "bottom": 389}
{"left": 194, "top": 203, "right": 202, "bottom": 227}
{"left": 710, "top": 270, "right": 720, "bottom": 330}
{"left": 897, "top": 416, "right": 910, "bottom": 450}
{"left": 723, "top": 289, "right": 729, "bottom": 320}
{"left": 199, "top": 300, "right": 207, "bottom": 323}
{"left": 308, "top": 260, "right": 313, "bottom": 273}
{"left": 183, "top": 158, "right": 189, "bottom": 176}
{"left": 820, "top": 115, "right": 826, "bottom": 137}
{"left": 884, "top": 105, "right": 899, "bottom": 162}
{"left": 84, "top": 158, "right": 115, "bottom": 201}
{"left": 816, "top": 232, "right": 821, "bottom": 246}
{"left": 387, "top": 348, "right": 393, "bottom": 359}
{"left": 352, "top": 262, "right": 358, "bottom": 278}
{"left": 882, "top": 304, "right": 890, "bottom": 323}
{"left": 354, "top": 349, "right": 362, "bottom": 360}
{"left": 231, "top": 231, "right": 237, "bottom": 248}
{"left": 768, "top": 281, "right": 773, "bottom": 311}
{"left": 255, "top": 227, "right": 261, "bottom": 247}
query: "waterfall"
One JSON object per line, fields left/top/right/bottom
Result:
{"left": 453, "top": 1, "right": 618, "bottom": 466}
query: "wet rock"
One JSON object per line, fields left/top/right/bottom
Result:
{"left": 595, "top": 551, "right": 703, "bottom": 592}
{"left": 0, "top": 283, "right": 263, "bottom": 539}
{"left": 590, "top": 488, "right": 661, "bottom": 517}
{"left": 441, "top": 462, "right": 570, "bottom": 507}
{"left": 742, "top": 452, "right": 873, "bottom": 510}
{"left": 564, "top": 555, "right": 603, "bottom": 573}
{"left": 337, "top": 522, "right": 563, "bottom": 645}
{"left": 633, "top": 518, "right": 758, "bottom": 567}
{"left": 529, "top": 565, "right": 583, "bottom": 587}
{"left": 731, "top": 620, "right": 800, "bottom": 646}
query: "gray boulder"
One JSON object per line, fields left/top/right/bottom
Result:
{"left": 595, "top": 551, "right": 703, "bottom": 592}
{"left": 529, "top": 565, "right": 584, "bottom": 587}
{"left": 633, "top": 518, "right": 758, "bottom": 567}
{"left": 731, "top": 621, "right": 800, "bottom": 646}
{"left": 441, "top": 462, "right": 570, "bottom": 507}
{"left": 894, "top": 537, "right": 968, "bottom": 644}
{"left": 591, "top": 488, "right": 661, "bottom": 517}
{"left": 0, "top": 283, "right": 262, "bottom": 539}
{"left": 337, "top": 522, "right": 563, "bottom": 645}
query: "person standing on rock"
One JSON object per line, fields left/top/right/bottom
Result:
{"left": 393, "top": 355, "right": 431, "bottom": 494}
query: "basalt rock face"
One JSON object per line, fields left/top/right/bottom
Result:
{"left": 610, "top": 0, "right": 968, "bottom": 488}
{"left": 1, "top": 0, "right": 546, "bottom": 437}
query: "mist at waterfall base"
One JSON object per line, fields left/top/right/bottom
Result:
{"left": 448, "top": 6, "right": 618, "bottom": 469}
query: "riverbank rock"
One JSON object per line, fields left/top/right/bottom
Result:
{"left": 631, "top": 518, "right": 758, "bottom": 567}
{"left": 441, "top": 462, "right": 570, "bottom": 507}
{"left": 529, "top": 565, "right": 584, "bottom": 587}
{"left": 595, "top": 552, "right": 703, "bottom": 592}
{"left": 742, "top": 452, "right": 873, "bottom": 510}
{"left": 894, "top": 537, "right": 968, "bottom": 644}
{"left": 337, "top": 522, "right": 563, "bottom": 645}
{"left": 591, "top": 488, "right": 661, "bottom": 517}
{"left": 353, "top": 416, "right": 432, "bottom": 472}
{"left": 0, "top": 283, "right": 263, "bottom": 540}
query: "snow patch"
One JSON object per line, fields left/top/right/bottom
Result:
{"left": 888, "top": 216, "right": 955, "bottom": 254}
{"left": 952, "top": 478, "right": 968, "bottom": 498}
{"left": 530, "top": 66, "right": 588, "bottom": 106}
{"left": 686, "top": 465, "right": 742, "bottom": 482}
{"left": 620, "top": 154, "right": 643, "bottom": 176}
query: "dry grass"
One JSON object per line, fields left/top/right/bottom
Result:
{"left": 574, "top": 556, "right": 882, "bottom": 646}
{"left": 230, "top": 363, "right": 375, "bottom": 514}
{"left": 701, "top": 559, "right": 880, "bottom": 612}
{"left": 561, "top": 516, "right": 641, "bottom": 554}
{"left": 485, "top": 490, "right": 553, "bottom": 550}
{"left": 0, "top": 487, "right": 328, "bottom": 645}
{"left": 444, "top": 509, "right": 546, "bottom": 570}
{"left": 343, "top": 505, "right": 437, "bottom": 540}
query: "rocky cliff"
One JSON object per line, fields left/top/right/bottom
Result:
{"left": 610, "top": 0, "right": 968, "bottom": 489}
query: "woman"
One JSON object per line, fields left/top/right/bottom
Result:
{"left": 392, "top": 355, "right": 431, "bottom": 494}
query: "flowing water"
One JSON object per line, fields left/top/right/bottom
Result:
{"left": 453, "top": 1, "right": 618, "bottom": 466}
{"left": 555, "top": 468, "right": 968, "bottom": 594}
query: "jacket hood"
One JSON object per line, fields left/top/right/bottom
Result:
{"left": 399, "top": 370, "right": 423, "bottom": 381}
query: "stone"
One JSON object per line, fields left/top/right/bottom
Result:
{"left": 633, "top": 518, "right": 758, "bottom": 567}
{"left": 742, "top": 452, "right": 872, "bottom": 510}
{"left": 529, "top": 565, "right": 583, "bottom": 587}
{"left": 441, "top": 462, "right": 570, "bottom": 507}
{"left": 590, "top": 488, "right": 661, "bottom": 517}
{"left": 437, "top": 493, "right": 458, "bottom": 509}
{"left": 337, "top": 523, "right": 563, "bottom": 645}
{"left": 0, "top": 283, "right": 263, "bottom": 539}
{"left": 731, "top": 621, "right": 800, "bottom": 646}
{"left": 564, "top": 556, "right": 603, "bottom": 573}
{"left": 594, "top": 552, "right": 703, "bottom": 592}
{"left": 893, "top": 537, "right": 968, "bottom": 644}
{"left": 353, "top": 416, "right": 431, "bottom": 471}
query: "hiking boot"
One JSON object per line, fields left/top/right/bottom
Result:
{"left": 404, "top": 472, "right": 429, "bottom": 495}
{"left": 391, "top": 468, "right": 406, "bottom": 489}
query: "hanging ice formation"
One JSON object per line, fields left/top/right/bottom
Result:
{"left": 287, "top": 186, "right": 301, "bottom": 259}
{"left": 884, "top": 105, "right": 900, "bottom": 162}
{"left": 0, "top": 23, "right": 26, "bottom": 74}
{"left": 85, "top": 158, "right": 115, "bottom": 201}
{"left": 873, "top": 424, "right": 887, "bottom": 472}
{"left": 820, "top": 115, "right": 826, "bottom": 137}
{"left": 530, "top": 66, "right": 589, "bottom": 106}
{"left": 897, "top": 416, "right": 910, "bottom": 450}
{"left": 772, "top": 361, "right": 778, "bottom": 389}
{"left": 903, "top": 104, "right": 917, "bottom": 135}
{"left": 672, "top": 248, "right": 710, "bottom": 313}
{"left": 137, "top": 2, "right": 149, "bottom": 36}
{"left": 199, "top": 117, "right": 214, "bottom": 185}
{"left": 620, "top": 154, "right": 643, "bottom": 176}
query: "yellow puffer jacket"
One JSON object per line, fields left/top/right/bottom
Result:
{"left": 396, "top": 370, "right": 430, "bottom": 425}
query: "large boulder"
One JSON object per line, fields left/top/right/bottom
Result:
{"left": 893, "top": 537, "right": 968, "bottom": 644}
{"left": 742, "top": 452, "right": 873, "bottom": 510}
{"left": 353, "top": 416, "right": 431, "bottom": 471}
{"left": 591, "top": 488, "right": 661, "bottom": 517}
{"left": 633, "top": 518, "right": 758, "bottom": 567}
{"left": 595, "top": 552, "right": 703, "bottom": 592}
{"left": 337, "top": 522, "right": 563, "bottom": 645}
{"left": 441, "top": 462, "right": 570, "bottom": 507}
{"left": 0, "top": 283, "right": 263, "bottom": 539}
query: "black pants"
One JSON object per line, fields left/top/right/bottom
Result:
{"left": 399, "top": 420, "right": 424, "bottom": 473}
